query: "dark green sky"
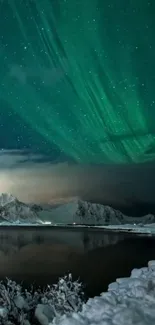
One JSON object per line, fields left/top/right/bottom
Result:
{"left": 0, "top": 0, "right": 155, "bottom": 164}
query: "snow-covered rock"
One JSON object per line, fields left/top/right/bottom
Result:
{"left": 42, "top": 198, "right": 155, "bottom": 226}
{"left": 2, "top": 263, "right": 155, "bottom": 324}
{"left": 52, "top": 260, "right": 155, "bottom": 325}
{"left": 0, "top": 193, "right": 42, "bottom": 224}
{"left": 0, "top": 193, "right": 16, "bottom": 206}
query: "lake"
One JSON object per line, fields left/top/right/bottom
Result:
{"left": 0, "top": 226, "right": 154, "bottom": 297}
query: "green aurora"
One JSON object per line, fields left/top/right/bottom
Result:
{"left": 1, "top": 0, "right": 155, "bottom": 163}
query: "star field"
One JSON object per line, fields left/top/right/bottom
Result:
{"left": 0, "top": 0, "right": 155, "bottom": 163}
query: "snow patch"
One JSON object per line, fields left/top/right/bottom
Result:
{"left": 0, "top": 193, "right": 16, "bottom": 206}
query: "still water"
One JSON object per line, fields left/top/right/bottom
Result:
{"left": 0, "top": 226, "right": 154, "bottom": 297}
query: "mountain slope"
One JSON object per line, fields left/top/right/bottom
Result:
{"left": 0, "top": 193, "right": 154, "bottom": 226}
{"left": 39, "top": 198, "right": 155, "bottom": 225}
{"left": 0, "top": 193, "right": 42, "bottom": 224}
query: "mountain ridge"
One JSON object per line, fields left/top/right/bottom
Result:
{"left": 0, "top": 193, "right": 154, "bottom": 226}
{"left": 38, "top": 197, "right": 155, "bottom": 225}
{"left": 0, "top": 193, "right": 42, "bottom": 224}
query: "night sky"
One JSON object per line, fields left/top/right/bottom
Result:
{"left": 0, "top": 0, "right": 155, "bottom": 211}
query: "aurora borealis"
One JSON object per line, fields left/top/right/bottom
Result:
{"left": 0, "top": 0, "right": 155, "bottom": 164}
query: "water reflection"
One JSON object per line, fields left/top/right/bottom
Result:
{"left": 0, "top": 227, "right": 154, "bottom": 297}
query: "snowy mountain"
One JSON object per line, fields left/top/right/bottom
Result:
{"left": 0, "top": 193, "right": 154, "bottom": 226}
{"left": 0, "top": 193, "right": 42, "bottom": 224}
{"left": 39, "top": 198, "right": 155, "bottom": 225}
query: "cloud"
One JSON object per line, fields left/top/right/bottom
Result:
{"left": 0, "top": 149, "right": 155, "bottom": 215}
{"left": 0, "top": 149, "right": 48, "bottom": 167}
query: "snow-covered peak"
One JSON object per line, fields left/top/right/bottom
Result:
{"left": 76, "top": 200, "right": 155, "bottom": 225}
{"left": 0, "top": 194, "right": 154, "bottom": 227}
{"left": 76, "top": 199, "right": 126, "bottom": 224}
{"left": 0, "top": 193, "right": 42, "bottom": 224}
{"left": 43, "top": 198, "right": 155, "bottom": 225}
{"left": 0, "top": 193, "right": 17, "bottom": 207}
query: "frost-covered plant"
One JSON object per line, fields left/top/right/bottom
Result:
{"left": 41, "top": 273, "right": 85, "bottom": 317}
{"left": 0, "top": 275, "right": 85, "bottom": 325}
{"left": 0, "top": 278, "right": 31, "bottom": 325}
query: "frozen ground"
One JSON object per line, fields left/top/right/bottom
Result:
{"left": 94, "top": 223, "right": 155, "bottom": 234}
{"left": 52, "top": 260, "right": 155, "bottom": 325}
{"left": 1, "top": 222, "right": 155, "bottom": 237}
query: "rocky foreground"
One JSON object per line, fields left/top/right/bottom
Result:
{"left": 1, "top": 262, "right": 155, "bottom": 324}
